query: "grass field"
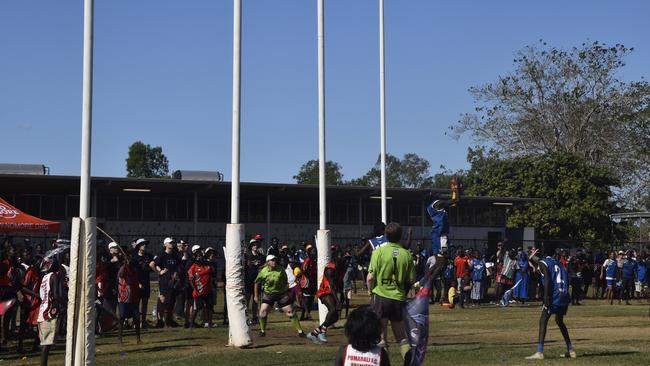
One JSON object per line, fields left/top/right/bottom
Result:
{"left": 1, "top": 296, "right": 648, "bottom": 366}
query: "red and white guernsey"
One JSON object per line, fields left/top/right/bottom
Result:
{"left": 37, "top": 272, "right": 57, "bottom": 322}
{"left": 342, "top": 345, "right": 382, "bottom": 366}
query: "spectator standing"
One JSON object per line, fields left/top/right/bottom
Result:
{"left": 601, "top": 251, "right": 617, "bottom": 305}
{"left": 514, "top": 248, "right": 529, "bottom": 304}
{"left": 470, "top": 249, "right": 486, "bottom": 306}
{"left": 620, "top": 250, "right": 638, "bottom": 305}
{"left": 154, "top": 237, "right": 181, "bottom": 328}
{"left": 453, "top": 249, "right": 469, "bottom": 306}
{"left": 132, "top": 238, "right": 154, "bottom": 329}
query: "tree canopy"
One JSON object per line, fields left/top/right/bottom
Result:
{"left": 293, "top": 160, "right": 344, "bottom": 185}
{"left": 126, "top": 141, "right": 170, "bottom": 178}
{"left": 348, "top": 153, "right": 433, "bottom": 188}
{"left": 464, "top": 149, "right": 619, "bottom": 242}
{"left": 295, "top": 153, "right": 435, "bottom": 188}
{"left": 453, "top": 41, "right": 650, "bottom": 206}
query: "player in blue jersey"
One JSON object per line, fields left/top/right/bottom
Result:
{"left": 620, "top": 250, "right": 638, "bottom": 305}
{"left": 526, "top": 246, "right": 575, "bottom": 360}
{"left": 426, "top": 183, "right": 460, "bottom": 258}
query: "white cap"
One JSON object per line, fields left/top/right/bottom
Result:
{"left": 205, "top": 247, "right": 215, "bottom": 254}
{"left": 266, "top": 254, "right": 276, "bottom": 262}
{"left": 249, "top": 239, "right": 259, "bottom": 244}
{"left": 108, "top": 242, "right": 119, "bottom": 250}
{"left": 191, "top": 245, "right": 202, "bottom": 253}
{"left": 163, "top": 237, "right": 174, "bottom": 245}
{"left": 136, "top": 238, "right": 148, "bottom": 245}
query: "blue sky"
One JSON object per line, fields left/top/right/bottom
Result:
{"left": 2, "top": 0, "right": 649, "bottom": 183}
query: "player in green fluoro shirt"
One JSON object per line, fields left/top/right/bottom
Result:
{"left": 254, "top": 254, "right": 305, "bottom": 338}
{"left": 367, "top": 222, "right": 415, "bottom": 359}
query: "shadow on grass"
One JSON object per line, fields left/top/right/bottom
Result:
{"left": 98, "top": 343, "right": 201, "bottom": 357}
{"left": 246, "top": 343, "right": 281, "bottom": 349}
{"left": 580, "top": 350, "right": 640, "bottom": 358}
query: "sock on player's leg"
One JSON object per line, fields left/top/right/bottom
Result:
{"left": 259, "top": 317, "right": 267, "bottom": 332}
{"left": 399, "top": 340, "right": 411, "bottom": 359}
{"left": 290, "top": 315, "right": 303, "bottom": 333}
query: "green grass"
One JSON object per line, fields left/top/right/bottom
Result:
{"left": 2, "top": 296, "right": 648, "bottom": 366}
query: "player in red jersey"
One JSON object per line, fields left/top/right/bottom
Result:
{"left": 117, "top": 253, "right": 141, "bottom": 344}
{"left": 187, "top": 246, "right": 214, "bottom": 328}
{"left": 306, "top": 260, "right": 340, "bottom": 344}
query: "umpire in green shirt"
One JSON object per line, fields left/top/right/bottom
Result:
{"left": 367, "top": 222, "right": 416, "bottom": 358}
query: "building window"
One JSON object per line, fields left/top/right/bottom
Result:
{"left": 363, "top": 201, "right": 381, "bottom": 225}
{"left": 271, "top": 201, "right": 290, "bottom": 222}
{"left": 458, "top": 206, "right": 475, "bottom": 226}
{"left": 15, "top": 195, "right": 40, "bottom": 217}
{"left": 142, "top": 198, "right": 164, "bottom": 220}
{"left": 167, "top": 198, "right": 192, "bottom": 221}
{"left": 212, "top": 200, "right": 229, "bottom": 221}
{"left": 291, "top": 202, "right": 311, "bottom": 222}
{"left": 245, "top": 200, "right": 266, "bottom": 222}
{"left": 41, "top": 195, "right": 66, "bottom": 220}
{"left": 331, "top": 202, "right": 349, "bottom": 224}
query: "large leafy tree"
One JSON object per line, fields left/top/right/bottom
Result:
{"left": 453, "top": 41, "right": 650, "bottom": 206}
{"left": 350, "top": 153, "right": 433, "bottom": 188}
{"left": 126, "top": 141, "right": 170, "bottom": 178}
{"left": 465, "top": 150, "right": 619, "bottom": 242}
{"left": 293, "top": 160, "right": 344, "bottom": 185}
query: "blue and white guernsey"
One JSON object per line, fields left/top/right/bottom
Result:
{"left": 540, "top": 257, "right": 570, "bottom": 307}
{"left": 368, "top": 235, "right": 387, "bottom": 251}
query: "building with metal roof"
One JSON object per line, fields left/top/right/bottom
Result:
{"left": 0, "top": 173, "right": 540, "bottom": 251}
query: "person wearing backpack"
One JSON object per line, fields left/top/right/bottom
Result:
{"left": 525, "top": 246, "right": 576, "bottom": 360}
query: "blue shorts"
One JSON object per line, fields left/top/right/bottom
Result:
{"left": 544, "top": 304, "right": 568, "bottom": 316}
{"left": 607, "top": 279, "right": 616, "bottom": 287}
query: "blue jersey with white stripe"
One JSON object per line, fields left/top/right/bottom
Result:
{"left": 368, "top": 235, "right": 387, "bottom": 251}
{"left": 604, "top": 259, "right": 617, "bottom": 279}
{"left": 471, "top": 258, "right": 486, "bottom": 282}
{"left": 540, "top": 257, "right": 570, "bottom": 307}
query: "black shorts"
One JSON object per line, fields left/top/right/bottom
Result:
{"left": 159, "top": 281, "right": 177, "bottom": 303}
{"left": 371, "top": 294, "right": 405, "bottom": 322}
{"left": 118, "top": 302, "right": 140, "bottom": 320}
{"left": 262, "top": 292, "right": 292, "bottom": 308}
{"left": 193, "top": 295, "right": 214, "bottom": 311}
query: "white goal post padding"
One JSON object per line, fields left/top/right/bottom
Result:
{"left": 225, "top": 223, "right": 252, "bottom": 347}
{"left": 316, "top": 229, "right": 331, "bottom": 324}
{"left": 66, "top": 217, "right": 97, "bottom": 366}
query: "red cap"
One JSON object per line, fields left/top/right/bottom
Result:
{"left": 254, "top": 234, "right": 263, "bottom": 240}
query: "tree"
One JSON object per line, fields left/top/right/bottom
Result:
{"left": 126, "top": 141, "right": 170, "bottom": 178}
{"left": 452, "top": 41, "right": 650, "bottom": 206}
{"left": 293, "top": 160, "right": 344, "bottom": 185}
{"left": 465, "top": 151, "right": 619, "bottom": 242}
{"left": 348, "top": 153, "right": 433, "bottom": 188}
